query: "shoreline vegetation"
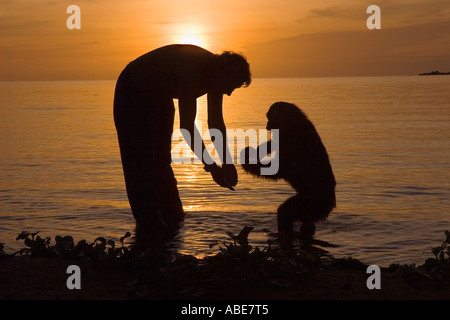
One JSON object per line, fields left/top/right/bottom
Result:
{"left": 1, "top": 228, "right": 449, "bottom": 300}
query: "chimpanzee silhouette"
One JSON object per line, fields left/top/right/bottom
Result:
{"left": 242, "top": 102, "right": 336, "bottom": 239}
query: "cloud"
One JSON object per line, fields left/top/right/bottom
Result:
{"left": 307, "top": 4, "right": 365, "bottom": 19}
{"left": 245, "top": 19, "right": 450, "bottom": 77}
{"left": 293, "top": 0, "right": 450, "bottom": 34}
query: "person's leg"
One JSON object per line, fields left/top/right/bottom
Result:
{"left": 156, "top": 165, "right": 184, "bottom": 228}
{"left": 115, "top": 117, "right": 163, "bottom": 229}
{"left": 114, "top": 74, "right": 184, "bottom": 231}
{"left": 153, "top": 98, "right": 184, "bottom": 227}
{"left": 114, "top": 70, "right": 164, "bottom": 230}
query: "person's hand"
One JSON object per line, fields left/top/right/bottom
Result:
{"left": 222, "top": 163, "right": 238, "bottom": 187}
{"left": 205, "top": 163, "right": 235, "bottom": 190}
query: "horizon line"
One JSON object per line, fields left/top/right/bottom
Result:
{"left": 0, "top": 73, "right": 435, "bottom": 82}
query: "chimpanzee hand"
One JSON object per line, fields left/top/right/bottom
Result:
{"left": 240, "top": 146, "right": 258, "bottom": 172}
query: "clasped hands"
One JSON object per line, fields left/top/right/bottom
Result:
{"left": 204, "top": 163, "right": 238, "bottom": 190}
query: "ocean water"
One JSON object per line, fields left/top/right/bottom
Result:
{"left": 0, "top": 76, "right": 449, "bottom": 266}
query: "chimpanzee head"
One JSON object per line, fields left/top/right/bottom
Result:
{"left": 266, "top": 102, "right": 310, "bottom": 130}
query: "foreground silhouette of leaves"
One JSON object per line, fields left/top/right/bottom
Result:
{"left": 1, "top": 228, "right": 449, "bottom": 299}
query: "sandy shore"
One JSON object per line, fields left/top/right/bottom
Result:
{"left": 2, "top": 228, "right": 449, "bottom": 303}
{"left": 1, "top": 254, "right": 449, "bottom": 301}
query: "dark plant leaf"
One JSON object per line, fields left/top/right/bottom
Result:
{"left": 236, "top": 226, "right": 254, "bottom": 245}
{"left": 209, "top": 241, "right": 220, "bottom": 249}
{"left": 107, "top": 239, "right": 115, "bottom": 248}
{"left": 120, "top": 232, "right": 131, "bottom": 243}
{"left": 77, "top": 239, "right": 88, "bottom": 247}
{"left": 30, "top": 232, "right": 40, "bottom": 238}
{"left": 16, "top": 231, "right": 29, "bottom": 241}
{"left": 226, "top": 231, "right": 236, "bottom": 240}
{"left": 24, "top": 238, "right": 34, "bottom": 247}
{"left": 62, "top": 236, "right": 74, "bottom": 244}
{"left": 432, "top": 246, "right": 441, "bottom": 257}
{"left": 94, "top": 237, "right": 106, "bottom": 245}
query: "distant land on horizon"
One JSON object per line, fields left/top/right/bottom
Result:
{"left": 419, "top": 70, "right": 450, "bottom": 76}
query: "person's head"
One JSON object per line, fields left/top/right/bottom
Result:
{"left": 214, "top": 51, "right": 251, "bottom": 96}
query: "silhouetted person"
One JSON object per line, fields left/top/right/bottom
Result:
{"left": 114, "top": 44, "right": 251, "bottom": 237}
{"left": 241, "top": 102, "right": 336, "bottom": 241}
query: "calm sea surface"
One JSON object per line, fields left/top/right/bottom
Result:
{"left": 1, "top": 76, "right": 449, "bottom": 266}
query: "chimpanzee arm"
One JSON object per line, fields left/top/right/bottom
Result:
{"left": 241, "top": 144, "right": 281, "bottom": 180}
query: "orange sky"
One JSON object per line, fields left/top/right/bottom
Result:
{"left": 1, "top": 0, "right": 450, "bottom": 80}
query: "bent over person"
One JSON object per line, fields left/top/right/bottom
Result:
{"left": 114, "top": 44, "right": 251, "bottom": 233}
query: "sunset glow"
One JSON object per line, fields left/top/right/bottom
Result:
{"left": 1, "top": 0, "right": 450, "bottom": 303}
{"left": 1, "top": 0, "right": 450, "bottom": 80}
{"left": 173, "top": 24, "right": 208, "bottom": 48}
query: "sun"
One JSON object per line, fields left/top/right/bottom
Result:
{"left": 179, "top": 34, "right": 204, "bottom": 47}
{"left": 172, "top": 24, "right": 208, "bottom": 48}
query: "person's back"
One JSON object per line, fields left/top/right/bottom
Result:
{"left": 125, "top": 44, "right": 215, "bottom": 98}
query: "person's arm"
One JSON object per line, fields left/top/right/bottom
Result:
{"left": 179, "top": 96, "right": 213, "bottom": 166}
{"left": 207, "top": 92, "right": 238, "bottom": 187}
{"left": 207, "top": 93, "right": 232, "bottom": 163}
{"left": 179, "top": 96, "right": 235, "bottom": 190}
